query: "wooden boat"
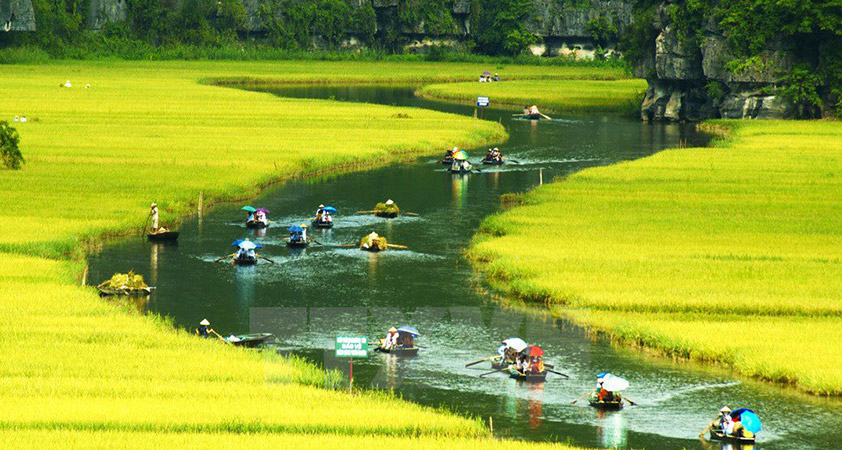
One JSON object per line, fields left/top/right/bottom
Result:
{"left": 509, "top": 368, "right": 547, "bottom": 382}
{"left": 441, "top": 157, "right": 454, "bottom": 165}
{"left": 514, "top": 113, "right": 543, "bottom": 120}
{"left": 448, "top": 167, "right": 473, "bottom": 174}
{"left": 376, "top": 346, "right": 419, "bottom": 356}
{"left": 708, "top": 429, "right": 756, "bottom": 445}
{"left": 225, "top": 333, "right": 273, "bottom": 348}
{"left": 360, "top": 240, "right": 387, "bottom": 252}
{"left": 147, "top": 231, "right": 179, "bottom": 242}
{"left": 374, "top": 211, "right": 398, "bottom": 218}
{"left": 98, "top": 286, "right": 155, "bottom": 297}
{"left": 312, "top": 219, "right": 334, "bottom": 229}
{"left": 234, "top": 256, "right": 257, "bottom": 266}
{"left": 482, "top": 158, "right": 505, "bottom": 165}
{"left": 286, "top": 238, "right": 310, "bottom": 248}
{"left": 587, "top": 392, "right": 624, "bottom": 410}
{"left": 246, "top": 220, "right": 269, "bottom": 229}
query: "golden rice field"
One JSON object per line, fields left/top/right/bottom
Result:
{"left": 0, "top": 61, "right": 609, "bottom": 448}
{"left": 470, "top": 120, "right": 842, "bottom": 395}
{"left": 416, "top": 79, "right": 646, "bottom": 114}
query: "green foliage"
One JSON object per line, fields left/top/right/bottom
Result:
{"left": 348, "top": 2, "right": 377, "bottom": 45}
{"left": 585, "top": 15, "right": 618, "bottom": 48}
{"left": 398, "top": 0, "right": 458, "bottom": 35}
{"left": 704, "top": 80, "right": 728, "bottom": 104}
{"left": 779, "top": 64, "right": 823, "bottom": 117}
{"left": 474, "top": 0, "right": 538, "bottom": 56}
{"left": 0, "top": 121, "right": 24, "bottom": 170}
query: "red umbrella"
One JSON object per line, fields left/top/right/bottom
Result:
{"left": 521, "top": 345, "right": 544, "bottom": 357}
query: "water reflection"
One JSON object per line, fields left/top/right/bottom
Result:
{"left": 597, "top": 411, "right": 628, "bottom": 448}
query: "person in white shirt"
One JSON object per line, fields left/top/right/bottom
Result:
{"left": 150, "top": 203, "right": 159, "bottom": 231}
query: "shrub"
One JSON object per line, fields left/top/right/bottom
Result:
{"left": 0, "top": 121, "right": 24, "bottom": 170}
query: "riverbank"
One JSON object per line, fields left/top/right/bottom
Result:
{"left": 416, "top": 79, "right": 645, "bottom": 115}
{"left": 469, "top": 120, "right": 842, "bottom": 395}
{"left": 0, "top": 60, "right": 616, "bottom": 448}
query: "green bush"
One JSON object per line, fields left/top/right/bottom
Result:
{"left": 0, "top": 121, "right": 24, "bottom": 170}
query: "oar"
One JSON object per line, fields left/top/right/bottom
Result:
{"left": 622, "top": 396, "right": 638, "bottom": 406}
{"left": 539, "top": 112, "right": 553, "bottom": 120}
{"left": 546, "top": 368, "right": 569, "bottom": 378}
{"left": 479, "top": 366, "right": 509, "bottom": 378}
{"left": 356, "top": 210, "right": 376, "bottom": 214}
{"left": 257, "top": 254, "right": 276, "bottom": 264}
{"left": 508, "top": 159, "right": 521, "bottom": 164}
{"left": 311, "top": 239, "right": 324, "bottom": 246}
{"left": 471, "top": 167, "right": 482, "bottom": 173}
{"left": 211, "top": 330, "right": 231, "bottom": 344}
{"left": 571, "top": 391, "right": 591, "bottom": 405}
{"left": 698, "top": 423, "right": 712, "bottom": 438}
{"left": 140, "top": 213, "right": 151, "bottom": 237}
{"left": 465, "top": 356, "right": 499, "bottom": 368}
{"left": 214, "top": 253, "right": 236, "bottom": 263}
{"left": 388, "top": 244, "right": 409, "bottom": 249}
{"left": 404, "top": 212, "right": 419, "bottom": 217}
{"left": 340, "top": 243, "right": 358, "bottom": 248}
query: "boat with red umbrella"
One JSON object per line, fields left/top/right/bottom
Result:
{"left": 510, "top": 345, "right": 548, "bottom": 382}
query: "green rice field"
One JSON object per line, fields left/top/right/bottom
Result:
{"left": 470, "top": 120, "right": 842, "bottom": 395}
{"left": 0, "top": 60, "right": 615, "bottom": 448}
{"left": 416, "top": 79, "right": 646, "bottom": 115}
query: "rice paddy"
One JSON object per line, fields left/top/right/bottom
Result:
{"left": 0, "top": 60, "right": 602, "bottom": 448}
{"left": 416, "top": 79, "right": 646, "bottom": 115}
{"left": 469, "top": 120, "right": 842, "bottom": 395}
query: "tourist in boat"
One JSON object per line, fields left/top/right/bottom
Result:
{"left": 383, "top": 327, "right": 399, "bottom": 350}
{"left": 523, "top": 105, "right": 530, "bottom": 115}
{"left": 315, "top": 204, "right": 325, "bottom": 220}
{"left": 361, "top": 231, "right": 379, "bottom": 250}
{"left": 529, "top": 105, "right": 540, "bottom": 115}
{"left": 254, "top": 209, "right": 267, "bottom": 225}
{"left": 493, "top": 73, "right": 500, "bottom": 82}
{"left": 196, "top": 319, "right": 215, "bottom": 338}
{"left": 246, "top": 210, "right": 255, "bottom": 223}
{"left": 700, "top": 406, "right": 732, "bottom": 437}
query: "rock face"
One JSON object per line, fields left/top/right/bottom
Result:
{"left": 636, "top": 2, "right": 794, "bottom": 121}
{"left": 1, "top": 0, "right": 36, "bottom": 31}
{"left": 87, "top": 0, "right": 127, "bottom": 30}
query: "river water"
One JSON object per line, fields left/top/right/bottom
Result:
{"left": 88, "top": 86, "right": 841, "bottom": 449}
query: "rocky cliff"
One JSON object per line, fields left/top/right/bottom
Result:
{"left": 1, "top": 0, "right": 35, "bottom": 32}
{"left": 636, "top": 3, "right": 794, "bottom": 121}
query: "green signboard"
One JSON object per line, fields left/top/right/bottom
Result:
{"left": 335, "top": 335, "right": 368, "bottom": 358}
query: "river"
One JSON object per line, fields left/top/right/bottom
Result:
{"left": 87, "top": 85, "right": 841, "bottom": 449}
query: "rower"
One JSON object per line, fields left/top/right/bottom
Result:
{"left": 196, "top": 319, "right": 214, "bottom": 338}
{"left": 529, "top": 105, "right": 540, "bottom": 115}
{"left": 383, "top": 327, "right": 399, "bottom": 350}
{"left": 700, "top": 406, "right": 732, "bottom": 437}
{"left": 315, "top": 204, "right": 325, "bottom": 220}
{"left": 149, "top": 203, "right": 159, "bottom": 232}
{"left": 493, "top": 73, "right": 500, "bottom": 82}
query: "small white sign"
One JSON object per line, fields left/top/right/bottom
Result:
{"left": 477, "top": 97, "right": 490, "bottom": 107}
{"left": 335, "top": 336, "right": 368, "bottom": 358}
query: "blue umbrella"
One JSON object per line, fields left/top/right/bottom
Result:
{"left": 324, "top": 206, "right": 337, "bottom": 213}
{"left": 397, "top": 326, "right": 420, "bottom": 337}
{"left": 731, "top": 408, "right": 761, "bottom": 434}
{"left": 288, "top": 225, "right": 304, "bottom": 233}
{"left": 241, "top": 206, "right": 257, "bottom": 213}
{"left": 231, "top": 239, "right": 261, "bottom": 249}
{"left": 231, "top": 239, "right": 246, "bottom": 247}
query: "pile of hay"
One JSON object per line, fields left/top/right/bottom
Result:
{"left": 360, "top": 233, "right": 388, "bottom": 251}
{"left": 99, "top": 270, "right": 148, "bottom": 290}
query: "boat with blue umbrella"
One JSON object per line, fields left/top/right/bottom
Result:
{"left": 286, "top": 224, "right": 311, "bottom": 248}
{"left": 708, "top": 407, "right": 761, "bottom": 445}
{"left": 313, "top": 205, "right": 337, "bottom": 229}
{"left": 587, "top": 372, "right": 629, "bottom": 409}
{"left": 376, "top": 326, "right": 420, "bottom": 356}
{"left": 228, "top": 238, "right": 261, "bottom": 265}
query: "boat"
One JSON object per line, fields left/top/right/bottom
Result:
{"left": 234, "top": 256, "right": 257, "bottom": 266}
{"left": 147, "top": 231, "right": 179, "bottom": 242}
{"left": 587, "top": 391, "right": 624, "bottom": 410}
{"left": 708, "top": 429, "right": 756, "bottom": 445}
{"left": 312, "top": 219, "right": 334, "bottom": 229}
{"left": 98, "top": 286, "right": 155, "bottom": 297}
{"left": 440, "top": 156, "right": 454, "bottom": 165}
{"left": 374, "top": 211, "right": 399, "bottom": 218}
{"left": 377, "top": 345, "right": 419, "bottom": 356}
{"left": 225, "top": 333, "right": 273, "bottom": 348}
{"left": 491, "top": 359, "right": 510, "bottom": 370}
{"left": 509, "top": 368, "right": 547, "bottom": 382}
{"left": 246, "top": 220, "right": 269, "bottom": 229}
{"left": 514, "top": 113, "right": 543, "bottom": 120}
{"left": 286, "top": 238, "right": 310, "bottom": 248}
{"left": 482, "top": 158, "right": 505, "bottom": 165}
{"left": 448, "top": 166, "right": 473, "bottom": 174}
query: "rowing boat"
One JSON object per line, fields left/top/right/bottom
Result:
{"left": 98, "top": 286, "right": 155, "bottom": 297}
{"left": 513, "top": 113, "right": 543, "bottom": 120}
{"left": 234, "top": 256, "right": 257, "bottom": 266}
{"left": 708, "top": 429, "right": 756, "bottom": 445}
{"left": 587, "top": 392, "right": 624, "bottom": 410}
{"left": 482, "top": 158, "right": 505, "bottom": 165}
{"left": 286, "top": 238, "right": 310, "bottom": 248}
{"left": 147, "top": 231, "right": 180, "bottom": 242}
{"left": 225, "top": 333, "right": 273, "bottom": 347}
{"left": 377, "top": 346, "right": 419, "bottom": 356}
{"left": 374, "top": 211, "right": 398, "bottom": 218}
{"left": 441, "top": 157, "right": 454, "bottom": 165}
{"left": 312, "top": 219, "right": 334, "bottom": 229}
{"left": 509, "top": 368, "right": 547, "bottom": 382}
{"left": 448, "top": 166, "right": 473, "bottom": 174}
{"left": 246, "top": 220, "right": 269, "bottom": 229}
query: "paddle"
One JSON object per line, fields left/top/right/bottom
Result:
{"left": 388, "top": 244, "right": 409, "bottom": 249}
{"left": 479, "top": 366, "right": 509, "bottom": 378}
{"left": 546, "top": 368, "right": 569, "bottom": 378}
{"left": 311, "top": 239, "right": 324, "bottom": 246}
{"left": 471, "top": 167, "right": 482, "bottom": 173}
{"left": 257, "top": 254, "right": 276, "bottom": 264}
{"left": 356, "top": 210, "right": 376, "bottom": 215}
{"left": 404, "top": 212, "right": 419, "bottom": 217}
{"left": 698, "top": 423, "right": 712, "bottom": 438}
{"left": 509, "top": 159, "right": 522, "bottom": 165}
{"left": 214, "top": 253, "right": 236, "bottom": 263}
{"left": 539, "top": 112, "right": 553, "bottom": 120}
{"left": 210, "top": 329, "right": 231, "bottom": 344}
{"left": 571, "top": 391, "right": 592, "bottom": 405}
{"left": 622, "top": 396, "right": 638, "bottom": 406}
{"left": 140, "top": 212, "right": 151, "bottom": 237}
{"left": 465, "top": 356, "right": 499, "bottom": 368}
{"left": 340, "top": 243, "right": 358, "bottom": 248}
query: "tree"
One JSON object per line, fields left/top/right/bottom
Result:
{"left": 0, "top": 121, "right": 24, "bottom": 170}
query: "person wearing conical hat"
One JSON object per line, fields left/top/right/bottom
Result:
{"left": 196, "top": 319, "right": 214, "bottom": 338}
{"left": 300, "top": 223, "right": 308, "bottom": 242}
{"left": 700, "top": 406, "right": 732, "bottom": 438}
{"left": 382, "top": 326, "right": 399, "bottom": 351}
{"left": 149, "top": 203, "right": 159, "bottom": 232}
{"left": 315, "top": 204, "right": 326, "bottom": 221}
{"left": 385, "top": 199, "right": 394, "bottom": 206}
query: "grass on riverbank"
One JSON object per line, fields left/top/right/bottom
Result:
{"left": 0, "top": 60, "right": 600, "bottom": 448}
{"left": 470, "top": 120, "right": 842, "bottom": 395}
{"left": 416, "top": 79, "right": 646, "bottom": 115}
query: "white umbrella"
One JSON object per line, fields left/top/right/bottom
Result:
{"left": 602, "top": 374, "right": 629, "bottom": 392}
{"left": 239, "top": 241, "right": 258, "bottom": 250}
{"left": 502, "top": 337, "right": 528, "bottom": 352}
